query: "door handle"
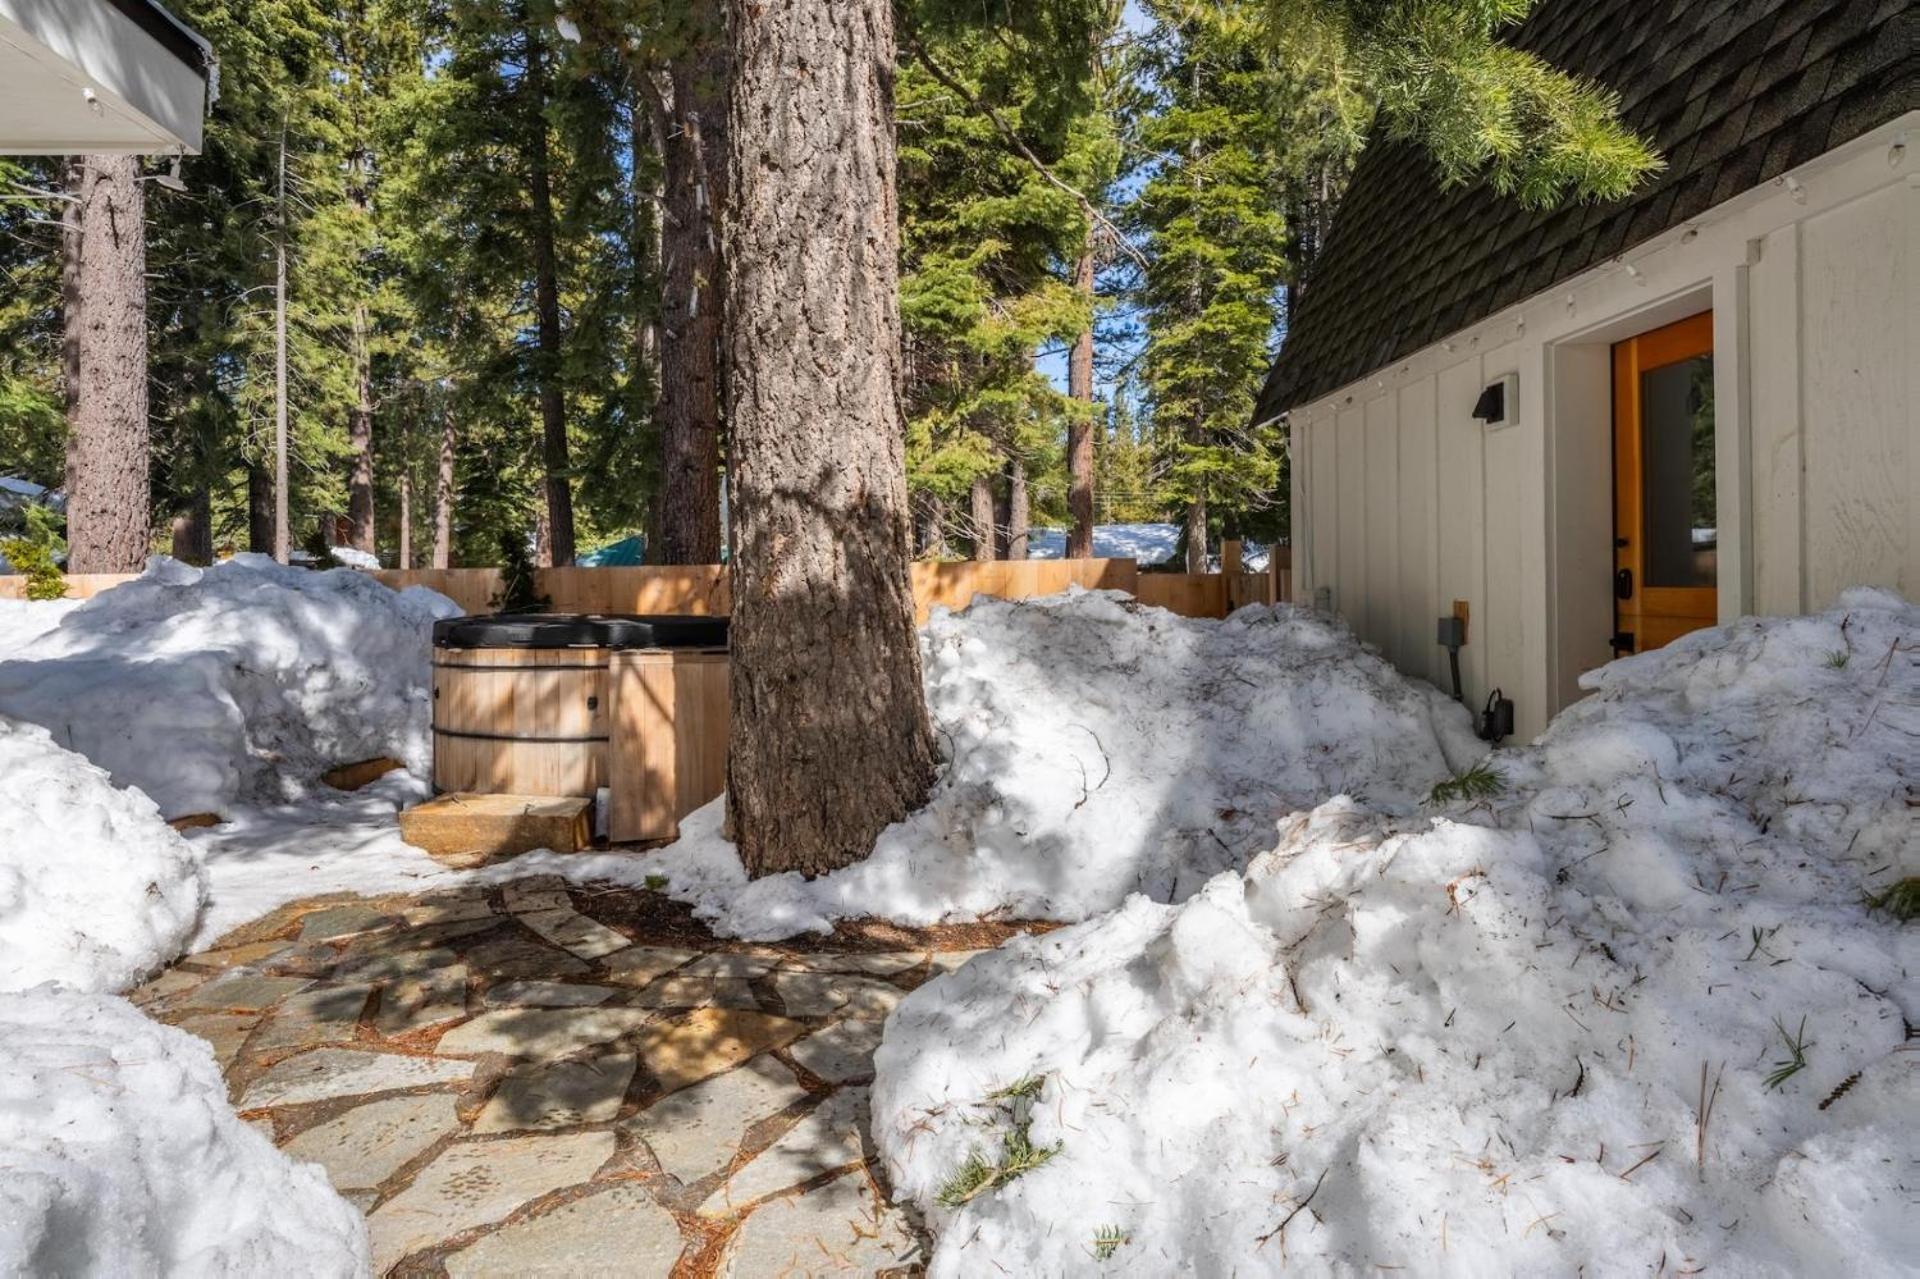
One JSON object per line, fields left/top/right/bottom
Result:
{"left": 1615, "top": 567, "right": 1634, "bottom": 600}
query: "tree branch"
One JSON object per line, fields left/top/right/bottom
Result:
{"left": 898, "top": 23, "right": 1147, "bottom": 273}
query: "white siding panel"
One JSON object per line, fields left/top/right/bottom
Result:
{"left": 1397, "top": 381, "right": 1440, "bottom": 684}
{"left": 1364, "top": 396, "right": 1400, "bottom": 662}
{"left": 1434, "top": 357, "right": 1488, "bottom": 705}
{"left": 1800, "top": 183, "right": 1911, "bottom": 606}
{"left": 1336, "top": 405, "right": 1367, "bottom": 623}
{"left": 1748, "top": 223, "right": 1804, "bottom": 615}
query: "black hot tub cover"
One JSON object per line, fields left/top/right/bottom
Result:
{"left": 433, "top": 613, "right": 729, "bottom": 650}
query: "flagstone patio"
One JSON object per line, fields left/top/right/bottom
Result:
{"left": 129, "top": 876, "right": 1019, "bottom": 1277}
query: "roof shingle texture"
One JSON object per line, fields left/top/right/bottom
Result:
{"left": 1258, "top": 0, "right": 1916, "bottom": 417}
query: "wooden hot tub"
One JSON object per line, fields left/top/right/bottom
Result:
{"left": 431, "top": 615, "right": 730, "bottom": 839}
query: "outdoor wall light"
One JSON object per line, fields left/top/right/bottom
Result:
{"left": 1473, "top": 374, "right": 1519, "bottom": 428}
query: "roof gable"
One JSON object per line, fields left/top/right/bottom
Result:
{"left": 1258, "top": 0, "right": 1916, "bottom": 418}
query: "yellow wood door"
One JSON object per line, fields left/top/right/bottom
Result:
{"left": 1613, "top": 312, "right": 1717, "bottom": 656}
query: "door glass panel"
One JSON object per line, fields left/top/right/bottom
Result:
{"left": 1639, "top": 354, "right": 1715, "bottom": 588}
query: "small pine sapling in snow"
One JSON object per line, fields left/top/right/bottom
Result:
{"left": 1091, "top": 1224, "right": 1130, "bottom": 1261}
{"left": 937, "top": 1074, "right": 1062, "bottom": 1207}
{"left": 1864, "top": 877, "right": 1919, "bottom": 923}
{"left": 1823, "top": 649, "right": 1851, "bottom": 669}
{"left": 1429, "top": 760, "right": 1506, "bottom": 806}
{"left": 1763, "top": 1015, "right": 1813, "bottom": 1090}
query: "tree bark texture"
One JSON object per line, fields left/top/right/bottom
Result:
{"left": 525, "top": 18, "right": 575, "bottom": 567}
{"left": 969, "top": 473, "right": 995, "bottom": 561}
{"left": 1185, "top": 492, "right": 1207, "bottom": 573}
{"left": 1005, "top": 455, "right": 1028, "bottom": 560}
{"left": 397, "top": 461, "right": 413, "bottom": 570}
{"left": 347, "top": 308, "right": 377, "bottom": 553}
{"left": 656, "top": 11, "right": 728, "bottom": 565}
{"left": 722, "top": 0, "right": 936, "bottom": 877}
{"left": 433, "top": 398, "right": 456, "bottom": 568}
{"left": 1066, "top": 245, "right": 1095, "bottom": 559}
{"left": 248, "top": 462, "right": 275, "bottom": 554}
{"left": 63, "top": 156, "right": 150, "bottom": 574}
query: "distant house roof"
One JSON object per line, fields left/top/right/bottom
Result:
{"left": 1257, "top": 0, "right": 1915, "bottom": 418}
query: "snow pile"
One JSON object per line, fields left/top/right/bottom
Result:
{"left": 0, "top": 554, "right": 460, "bottom": 818}
{"left": 872, "top": 589, "right": 1919, "bottom": 1276}
{"left": 0, "top": 718, "right": 205, "bottom": 993}
{"left": 0, "top": 598, "right": 80, "bottom": 657}
{"left": 0, "top": 990, "right": 369, "bottom": 1276}
{"left": 615, "top": 590, "right": 1477, "bottom": 939}
{"left": 328, "top": 544, "right": 381, "bottom": 570}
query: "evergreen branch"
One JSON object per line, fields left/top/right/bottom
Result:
{"left": 899, "top": 20, "right": 1148, "bottom": 273}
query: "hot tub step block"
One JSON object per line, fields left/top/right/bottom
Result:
{"left": 398, "top": 793, "right": 592, "bottom": 868}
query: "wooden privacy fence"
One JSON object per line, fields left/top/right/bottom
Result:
{"left": 2, "top": 545, "right": 1293, "bottom": 619}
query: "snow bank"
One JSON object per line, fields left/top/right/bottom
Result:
{"left": 873, "top": 590, "right": 1919, "bottom": 1276}
{"left": 0, "top": 555, "right": 460, "bottom": 818}
{"left": 0, "top": 989, "right": 369, "bottom": 1276}
{"left": 0, "top": 718, "right": 205, "bottom": 993}
{"left": 590, "top": 591, "right": 1475, "bottom": 939}
{"left": 0, "top": 598, "right": 79, "bottom": 657}
{"left": 1027, "top": 523, "right": 1180, "bottom": 565}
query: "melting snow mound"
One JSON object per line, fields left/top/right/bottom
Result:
{"left": 0, "top": 554, "right": 460, "bottom": 818}
{"left": 873, "top": 590, "right": 1919, "bottom": 1276}
{"left": 0, "top": 989, "right": 369, "bottom": 1276}
{"left": 0, "top": 717, "right": 205, "bottom": 993}
{"left": 623, "top": 590, "right": 1478, "bottom": 938}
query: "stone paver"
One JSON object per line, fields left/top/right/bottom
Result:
{"left": 182, "top": 971, "right": 312, "bottom": 1013}
{"left": 282, "top": 1093, "right": 462, "bottom": 1194}
{"left": 442, "top": 1182, "right": 682, "bottom": 1278}
{"left": 783, "top": 951, "right": 925, "bottom": 976}
{"left": 787, "top": 1017, "right": 885, "bottom": 1084}
{"left": 300, "top": 904, "right": 399, "bottom": 941}
{"left": 157, "top": 886, "right": 1007, "bottom": 1274}
{"left": 436, "top": 1007, "right": 655, "bottom": 1058}
{"left": 720, "top": 1169, "right": 920, "bottom": 1277}
{"left": 518, "top": 908, "right": 631, "bottom": 960}
{"left": 366, "top": 1131, "right": 615, "bottom": 1273}
{"left": 639, "top": 1007, "right": 805, "bottom": 1093}
{"left": 240, "top": 1047, "right": 474, "bottom": 1109}
{"left": 628, "top": 974, "right": 758, "bottom": 1011}
{"left": 173, "top": 1012, "right": 258, "bottom": 1071}
{"left": 630, "top": 1057, "right": 809, "bottom": 1184}
{"left": 773, "top": 971, "right": 903, "bottom": 1020}
{"left": 483, "top": 980, "right": 616, "bottom": 1008}
{"left": 376, "top": 971, "right": 469, "bottom": 1035}
{"left": 250, "top": 982, "right": 374, "bottom": 1051}
{"left": 702, "top": 1087, "right": 870, "bottom": 1214}
{"left": 473, "top": 1053, "right": 637, "bottom": 1134}
{"left": 602, "top": 946, "right": 698, "bottom": 986}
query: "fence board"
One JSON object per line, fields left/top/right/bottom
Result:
{"left": 3, "top": 554, "right": 1265, "bottom": 621}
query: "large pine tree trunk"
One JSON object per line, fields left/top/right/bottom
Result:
{"left": 656, "top": 11, "right": 728, "bottom": 565}
{"left": 1006, "top": 455, "right": 1028, "bottom": 560}
{"left": 347, "top": 308, "right": 377, "bottom": 553}
{"left": 1184, "top": 492, "right": 1207, "bottom": 573}
{"left": 1066, "top": 245, "right": 1096, "bottom": 559}
{"left": 525, "top": 19, "right": 575, "bottom": 567}
{"left": 969, "top": 473, "right": 996, "bottom": 561}
{"left": 62, "top": 156, "right": 150, "bottom": 573}
{"left": 723, "top": 0, "right": 936, "bottom": 877}
{"left": 248, "top": 462, "right": 275, "bottom": 553}
{"left": 433, "top": 397, "right": 456, "bottom": 568}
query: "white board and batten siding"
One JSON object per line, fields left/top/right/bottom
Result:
{"left": 1289, "top": 113, "right": 1919, "bottom": 740}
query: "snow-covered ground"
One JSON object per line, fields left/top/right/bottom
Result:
{"left": 0, "top": 719, "right": 204, "bottom": 993}
{"left": 0, "top": 597, "right": 80, "bottom": 655}
{"left": 0, "top": 990, "right": 368, "bottom": 1276}
{"left": 1027, "top": 522, "right": 1180, "bottom": 565}
{"left": 871, "top": 589, "right": 1920, "bottom": 1277}
{"left": 523, "top": 591, "right": 1479, "bottom": 939}
{"left": 0, "top": 554, "right": 459, "bottom": 819}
